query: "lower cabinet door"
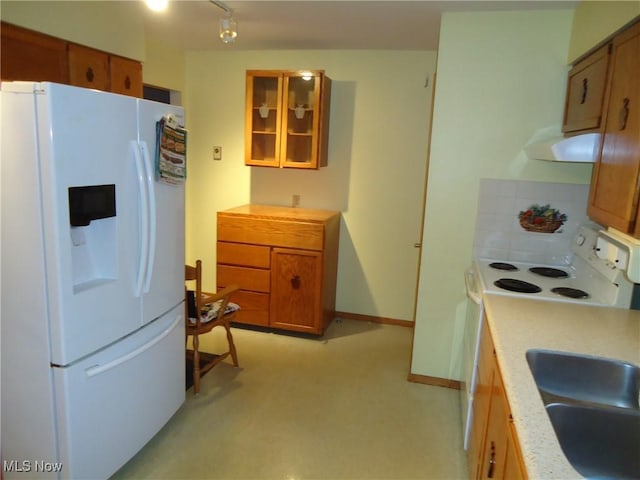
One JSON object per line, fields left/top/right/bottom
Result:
{"left": 270, "top": 248, "right": 322, "bottom": 333}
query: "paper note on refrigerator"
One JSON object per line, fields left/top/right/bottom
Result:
{"left": 155, "top": 115, "right": 187, "bottom": 185}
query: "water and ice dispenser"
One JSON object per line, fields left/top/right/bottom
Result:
{"left": 68, "top": 184, "right": 117, "bottom": 291}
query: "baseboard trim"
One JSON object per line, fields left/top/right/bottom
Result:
{"left": 335, "top": 311, "right": 413, "bottom": 328}
{"left": 407, "top": 373, "right": 462, "bottom": 390}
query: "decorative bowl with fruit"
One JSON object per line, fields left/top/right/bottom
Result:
{"left": 518, "top": 204, "right": 567, "bottom": 233}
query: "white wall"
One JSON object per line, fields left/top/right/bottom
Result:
{"left": 184, "top": 50, "right": 437, "bottom": 321}
{"left": 411, "top": 10, "right": 594, "bottom": 381}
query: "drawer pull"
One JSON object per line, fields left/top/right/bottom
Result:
{"left": 291, "top": 275, "right": 301, "bottom": 289}
{"left": 580, "top": 78, "right": 588, "bottom": 104}
{"left": 125, "top": 75, "right": 131, "bottom": 90}
{"left": 86, "top": 67, "right": 95, "bottom": 82}
{"left": 487, "top": 441, "right": 496, "bottom": 478}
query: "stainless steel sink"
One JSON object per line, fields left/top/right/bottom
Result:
{"left": 526, "top": 349, "right": 640, "bottom": 409}
{"left": 546, "top": 403, "right": 640, "bottom": 480}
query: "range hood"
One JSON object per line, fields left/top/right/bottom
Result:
{"left": 524, "top": 127, "right": 600, "bottom": 163}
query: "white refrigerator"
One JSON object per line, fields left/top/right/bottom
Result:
{"left": 1, "top": 82, "right": 186, "bottom": 479}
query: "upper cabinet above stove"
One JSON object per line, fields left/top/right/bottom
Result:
{"left": 587, "top": 19, "right": 640, "bottom": 239}
{"left": 562, "top": 43, "right": 611, "bottom": 134}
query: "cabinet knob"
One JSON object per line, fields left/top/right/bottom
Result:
{"left": 124, "top": 75, "right": 131, "bottom": 90}
{"left": 291, "top": 275, "right": 301, "bottom": 289}
{"left": 619, "top": 97, "right": 630, "bottom": 130}
{"left": 86, "top": 67, "right": 95, "bottom": 83}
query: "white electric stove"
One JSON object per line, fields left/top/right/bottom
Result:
{"left": 473, "top": 223, "right": 635, "bottom": 308}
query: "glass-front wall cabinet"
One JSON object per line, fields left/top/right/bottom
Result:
{"left": 245, "top": 70, "right": 331, "bottom": 169}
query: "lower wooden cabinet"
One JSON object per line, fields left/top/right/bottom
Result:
{"left": 468, "top": 319, "right": 527, "bottom": 480}
{"left": 270, "top": 248, "right": 323, "bottom": 332}
{"left": 217, "top": 204, "right": 340, "bottom": 335}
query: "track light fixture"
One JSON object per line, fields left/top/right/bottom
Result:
{"left": 210, "top": 0, "right": 238, "bottom": 44}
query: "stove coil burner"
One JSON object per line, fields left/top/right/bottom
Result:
{"left": 494, "top": 278, "right": 542, "bottom": 294}
{"left": 489, "top": 262, "right": 519, "bottom": 271}
{"left": 529, "top": 267, "right": 569, "bottom": 279}
{"left": 551, "top": 287, "right": 589, "bottom": 299}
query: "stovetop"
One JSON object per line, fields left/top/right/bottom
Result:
{"left": 473, "top": 225, "right": 635, "bottom": 308}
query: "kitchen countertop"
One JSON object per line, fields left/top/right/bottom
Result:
{"left": 482, "top": 294, "right": 640, "bottom": 480}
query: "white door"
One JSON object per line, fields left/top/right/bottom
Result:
{"left": 137, "top": 99, "right": 185, "bottom": 324}
{"left": 39, "top": 83, "right": 144, "bottom": 366}
{"left": 52, "top": 305, "right": 184, "bottom": 480}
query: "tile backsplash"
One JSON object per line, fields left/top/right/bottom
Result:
{"left": 473, "top": 179, "right": 593, "bottom": 265}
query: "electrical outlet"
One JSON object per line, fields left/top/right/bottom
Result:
{"left": 212, "top": 146, "right": 222, "bottom": 160}
{"left": 292, "top": 194, "right": 300, "bottom": 207}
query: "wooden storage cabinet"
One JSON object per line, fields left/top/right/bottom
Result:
{"left": 109, "top": 55, "right": 143, "bottom": 97}
{"left": 1, "top": 22, "right": 143, "bottom": 98}
{"left": 588, "top": 20, "right": 640, "bottom": 237}
{"left": 245, "top": 70, "right": 331, "bottom": 169}
{"left": 0, "top": 22, "right": 69, "bottom": 84}
{"left": 68, "top": 43, "right": 110, "bottom": 91}
{"left": 468, "top": 319, "right": 527, "bottom": 480}
{"left": 563, "top": 44, "right": 611, "bottom": 134}
{"left": 217, "top": 205, "right": 340, "bottom": 334}
{"left": 270, "top": 248, "right": 323, "bottom": 332}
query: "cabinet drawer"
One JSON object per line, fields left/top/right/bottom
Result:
{"left": 230, "top": 290, "right": 269, "bottom": 327}
{"left": 218, "top": 215, "right": 324, "bottom": 250}
{"left": 217, "top": 241, "right": 270, "bottom": 268}
{"left": 217, "top": 265, "right": 270, "bottom": 293}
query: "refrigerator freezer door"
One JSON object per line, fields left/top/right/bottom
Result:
{"left": 137, "top": 99, "right": 185, "bottom": 324}
{"left": 35, "top": 83, "right": 145, "bottom": 365}
{"left": 51, "top": 304, "right": 185, "bottom": 479}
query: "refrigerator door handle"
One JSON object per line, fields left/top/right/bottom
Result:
{"left": 132, "top": 140, "right": 149, "bottom": 298}
{"left": 85, "top": 315, "right": 182, "bottom": 378}
{"left": 140, "top": 141, "right": 156, "bottom": 294}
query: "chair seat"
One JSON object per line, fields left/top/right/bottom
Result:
{"left": 188, "top": 300, "right": 240, "bottom": 325}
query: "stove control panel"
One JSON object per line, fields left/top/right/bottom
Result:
{"left": 599, "top": 228, "right": 640, "bottom": 284}
{"left": 572, "top": 225, "right": 628, "bottom": 283}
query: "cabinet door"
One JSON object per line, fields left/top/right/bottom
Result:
{"left": 0, "top": 22, "right": 69, "bottom": 83}
{"left": 479, "top": 365, "right": 509, "bottom": 480}
{"left": 110, "top": 55, "right": 142, "bottom": 98}
{"left": 563, "top": 44, "right": 611, "bottom": 133}
{"left": 588, "top": 22, "right": 640, "bottom": 235}
{"left": 280, "top": 71, "right": 325, "bottom": 169}
{"left": 68, "top": 43, "right": 110, "bottom": 91}
{"left": 270, "top": 248, "right": 322, "bottom": 333}
{"left": 245, "top": 71, "right": 283, "bottom": 167}
{"left": 504, "top": 425, "right": 526, "bottom": 480}
{"left": 468, "top": 321, "right": 495, "bottom": 480}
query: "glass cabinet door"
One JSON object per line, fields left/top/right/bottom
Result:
{"left": 245, "top": 72, "right": 282, "bottom": 167}
{"left": 280, "top": 72, "right": 321, "bottom": 168}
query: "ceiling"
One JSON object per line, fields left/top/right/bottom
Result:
{"left": 142, "top": 1, "right": 579, "bottom": 51}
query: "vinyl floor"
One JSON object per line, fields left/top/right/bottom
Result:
{"left": 111, "top": 318, "right": 468, "bottom": 480}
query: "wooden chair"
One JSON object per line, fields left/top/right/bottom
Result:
{"left": 185, "top": 260, "right": 240, "bottom": 394}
